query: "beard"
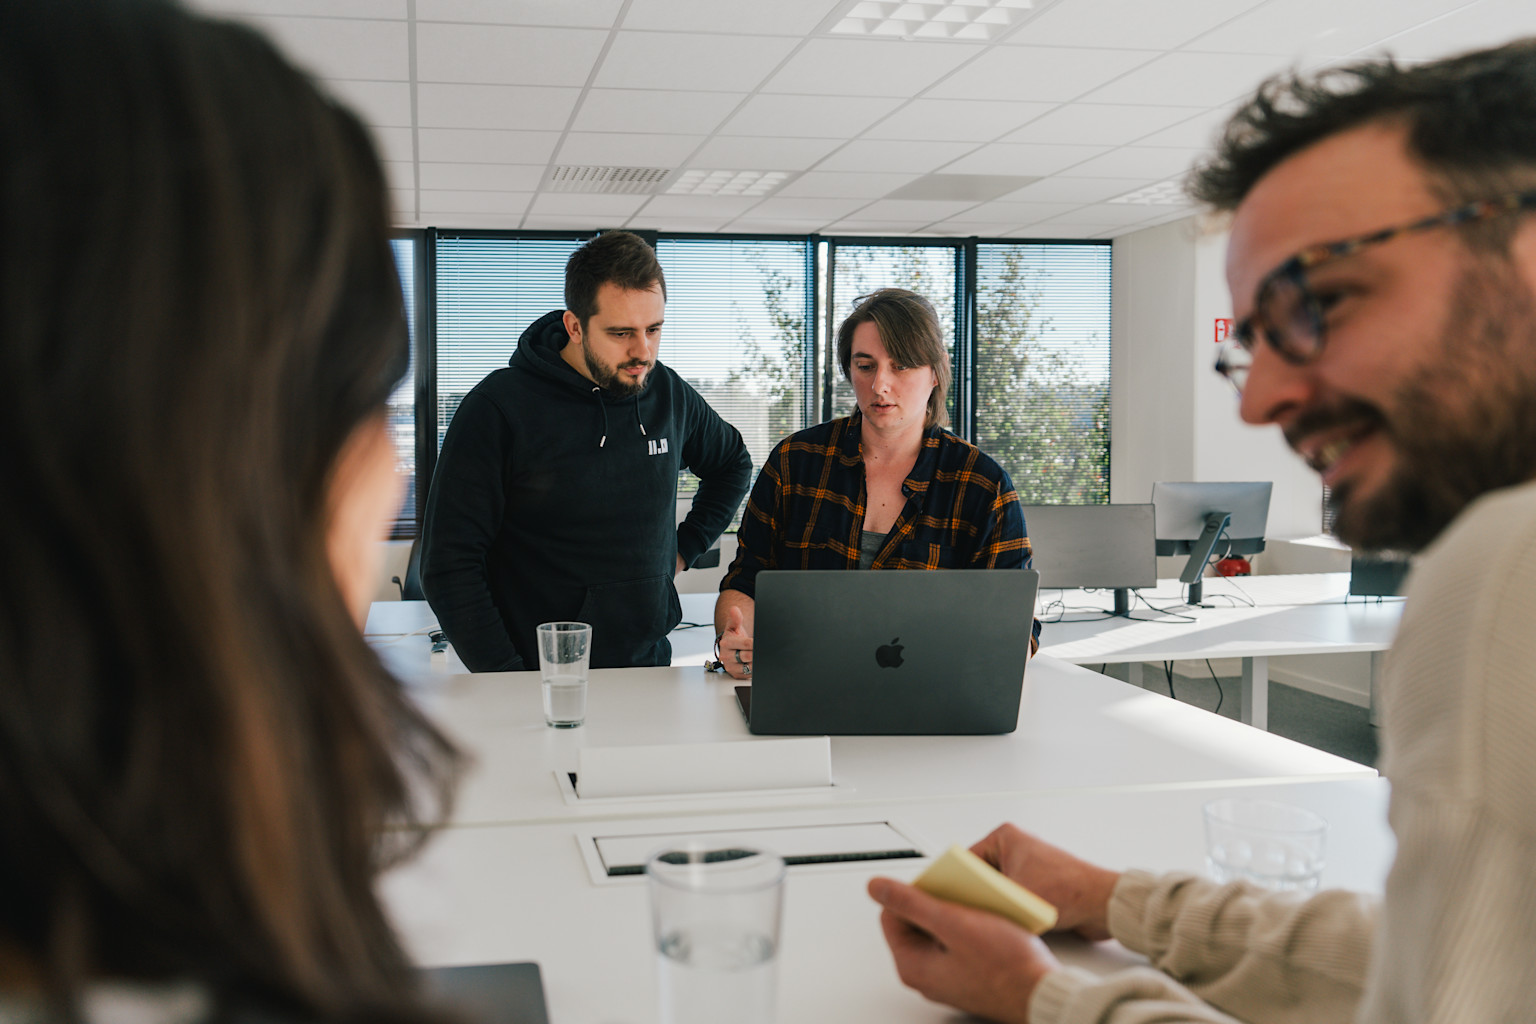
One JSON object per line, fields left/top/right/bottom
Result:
{"left": 1310, "top": 258, "right": 1536, "bottom": 553}
{"left": 583, "top": 341, "right": 652, "bottom": 398}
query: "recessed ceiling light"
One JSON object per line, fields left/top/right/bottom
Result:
{"left": 831, "top": 0, "right": 1033, "bottom": 42}
{"left": 666, "top": 170, "right": 792, "bottom": 197}
{"left": 1108, "top": 180, "right": 1191, "bottom": 206}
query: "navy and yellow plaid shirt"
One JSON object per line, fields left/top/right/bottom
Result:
{"left": 721, "top": 413, "right": 1040, "bottom": 648}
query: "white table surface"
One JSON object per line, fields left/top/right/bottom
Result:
{"left": 382, "top": 776, "right": 1394, "bottom": 1024}
{"left": 1038, "top": 574, "right": 1403, "bottom": 729}
{"left": 407, "top": 660, "right": 1372, "bottom": 830}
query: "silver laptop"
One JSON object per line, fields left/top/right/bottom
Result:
{"left": 737, "top": 569, "right": 1040, "bottom": 735}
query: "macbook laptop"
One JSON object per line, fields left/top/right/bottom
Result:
{"left": 737, "top": 569, "right": 1039, "bottom": 735}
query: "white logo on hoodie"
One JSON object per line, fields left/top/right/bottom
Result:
{"left": 647, "top": 438, "right": 669, "bottom": 456}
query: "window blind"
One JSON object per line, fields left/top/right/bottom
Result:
{"left": 973, "top": 243, "right": 1111, "bottom": 504}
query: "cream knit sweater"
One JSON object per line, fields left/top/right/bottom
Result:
{"left": 1030, "top": 479, "right": 1536, "bottom": 1024}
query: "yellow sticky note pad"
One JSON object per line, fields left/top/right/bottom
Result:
{"left": 913, "top": 845, "right": 1059, "bottom": 934}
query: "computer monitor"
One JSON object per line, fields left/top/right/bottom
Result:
{"left": 1021, "top": 504, "right": 1157, "bottom": 617}
{"left": 1151, "top": 481, "right": 1273, "bottom": 604}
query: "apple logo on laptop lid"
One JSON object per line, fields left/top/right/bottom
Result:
{"left": 875, "top": 638, "right": 904, "bottom": 668}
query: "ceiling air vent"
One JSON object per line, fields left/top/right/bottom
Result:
{"left": 546, "top": 165, "right": 672, "bottom": 195}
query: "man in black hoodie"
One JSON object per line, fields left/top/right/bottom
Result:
{"left": 420, "top": 231, "right": 752, "bottom": 672}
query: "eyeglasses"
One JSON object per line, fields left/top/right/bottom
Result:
{"left": 1215, "top": 189, "right": 1536, "bottom": 394}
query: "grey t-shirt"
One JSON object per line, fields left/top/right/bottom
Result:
{"left": 857, "top": 529, "right": 887, "bottom": 570}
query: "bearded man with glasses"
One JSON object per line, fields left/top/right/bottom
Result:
{"left": 867, "top": 38, "right": 1536, "bottom": 1024}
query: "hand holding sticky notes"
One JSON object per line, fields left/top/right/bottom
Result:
{"left": 913, "top": 845, "right": 1058, "bottom": 934}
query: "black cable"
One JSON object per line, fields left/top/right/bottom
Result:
{"left": 1164, "top": 660, "right": 1177, "bottom": 700}
{"left": 1204, "top": 659, "right": 1225, "bottom": 716}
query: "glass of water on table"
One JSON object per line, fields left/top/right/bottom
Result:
{"left": 1204, "top": 798, "right": 1327, "bottom": 891}
{"left": 646, "top": 845, "right": 785, "bottom": 1024}
{"left": 535, "top": 621, "right": 591, "bottom": 728}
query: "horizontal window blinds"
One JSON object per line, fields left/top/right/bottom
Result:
{"left": 388, "top": 237, "right": 418, "bottom": 536}
{"left": 974, "top": 243, "right": 1110, "bottom": 504}
{"left": 654, "top": 238, "right": 809, "bottom": 508}
{"left": 435, "top": 234, "right": 586, "bottom": 448}
{"left": 828, "top": 245, "right": 959, "bottom": 425}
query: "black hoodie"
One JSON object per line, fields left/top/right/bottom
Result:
{"left": 420, "top": 310, "right": 752, "bottom": 671}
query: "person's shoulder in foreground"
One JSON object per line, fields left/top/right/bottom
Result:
{"left": 871, "top": 34, "right": 1536, "bottom": 1024}
{"left": 1, "top": 2, "right": 460, "bottom": 1022}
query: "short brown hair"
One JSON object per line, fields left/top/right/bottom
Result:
{"left": 837, "top": 288, "right": 952, "bottom": 429}
{"left": 565, "top": 230, "right": 667, "bottom": 327}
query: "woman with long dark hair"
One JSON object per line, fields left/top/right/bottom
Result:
{"left": 0, "top": 2, "right": 461, "bottom": 1020}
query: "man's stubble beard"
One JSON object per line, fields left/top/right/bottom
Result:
{"left": 1330, "top": 256, "right": 1536, "bottom": 553}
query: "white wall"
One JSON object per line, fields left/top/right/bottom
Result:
{"left": 1111, "top": 214, "right": 1324, "bottom": 543}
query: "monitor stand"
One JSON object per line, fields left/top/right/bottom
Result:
{"left": 1180, "top": 511, "right": 1231, "bottom": 607}
{"left": 1112, "top": 588, "right": 1131, "bottom": 617}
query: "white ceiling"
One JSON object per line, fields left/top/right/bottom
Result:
{"left": 191, "top": 0, "right": 1536, "bottom": 239}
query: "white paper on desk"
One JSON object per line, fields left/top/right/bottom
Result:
{"left": 575, "top": 736, "right": 831, "bottom": 799}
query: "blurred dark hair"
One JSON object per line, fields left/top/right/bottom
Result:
{"left": 837, "top": 289, "right": 952, "bottom": 429}
{"left": 0, "top": 1, "right": 459, "bottom": 1021}
{"left": 1190, "top": 38, "right": 1536, "bottom": 223}
{"left": 564, "top": 230, "right": 667, "bottom": 328}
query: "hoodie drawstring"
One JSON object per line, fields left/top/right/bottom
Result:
{"left": 635, "top": 394, "right": 646, "bottom": 437}
{"left": 592, "top": 386, "right": 608, "bottom": 448}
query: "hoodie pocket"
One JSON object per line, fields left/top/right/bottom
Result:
{"left": 576, "top": 575, "right": 681, "bottom": 669}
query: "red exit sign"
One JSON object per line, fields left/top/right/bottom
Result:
{"left": 1214, "top": 318, "right": 1234, "bottom": 343}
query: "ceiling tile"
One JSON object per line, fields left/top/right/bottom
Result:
{"left": 729, "top": 217, "right": 833, "bottom": 233}
{"left": 622, "top": 0, "right": 842, "bottom": 35}
{"left": 1039, "top": 203, "right": 1175, "bottom": 227}
{"left": 1080, "top": 52, "right": 1274, "bottom": 107}
{"left": 416, "top": 0, "right": 624, "bottom": 27}
{"left": 639, "top": 196, "right": 762, "bottom": 219}
{"left": 1006, "top": 0, "right": 1263, "bottom": 50}
{"left": 748, "top": 196, "right": 868, "bottom": 220}
{"left": 688, "top": 136, "right": 841, "bottom": 171}
{"left": 776, "top": 171, "right": 918, "bottom": 199}
{"left": 528, "top": 194, "right": 651, "bottom": 217}
{"left": 1007, "top": 222, "right": 1102, "bottom": 239}
{"left": 192, "top": 0, "right": 405, "bottom": 18}
{"left": 556, "top": 133, "right": 705, "bottom": 166}
{"left": 864, "top": 99, "right": 1057, "bottom": 143}
{"left": 964, "top": 199, "right": 1082, "bottom": 222}
{"left": 1373, "top": 0, "right": 1536, "bottom": 59}
{"left": 927, "top": 46, "right": 1158, "bottom": 102}
{"left": 571, "top": 89, "right": 744, "bottom": 135}
{"left": 370, "top": 126, "right": 415, "bottom": 163}
{"left": 1064, "top": 147, "right": 1200, "bottom": 180}
{"left": 930, "top": 219, "right": 1026, "bottom": 236}
{"left": 383, "top": 161, "right": 416, "bottom": 189}
{"left": 763, "top": 38, "right": 984, "bottom": 98}
{"left": 1133, "top": 108, "right": 1234, "bottom": 150}
{"left": 238, "top": 16, "right": 407, "bottom": 80}
{"left": 997, "top": 176, "right": 1148, "bottom": 203}
{"left": 595, "top": 32, "right": 799, "bottom": 92}
{"left": 419, "top": 164, "right": 545, "bottom": 191}
{"left": 627, "top": 214, "right": 738, "bottom": 231}
{"left": 824, "top": 219, "right": 937, "bottom": 235}
{"left": 418, "top": 128, "right": 562, "bottom": 164}
{"left": 416, "top": 24, "right": 608, "bottom": 85}
{"left": 721, "top": 94, "right": 903, "bottom": 140}
{"left": 1003, "top": 103, "right": 1207, "bottom": 146}
{"left": 419, "top": 190, "right": 534, "bottom": 215}
{"left": 941, "top": 143, "right": 1107, "bottom": 177}
{"left": 389, "top": 188, "right": 417, "bottom": 219}
{"left": 816, "top": 139, "right": 977, "bottom": 174}
{"left": 324, "top": 79, "right": 412, "bottom": 127}
{"left": 418, "top": 84, "right": 580, "bottom": 130}
{"left": 1188, "top": 0, "right": 1475, "bottom": 58}
{"left": 845, "top": 199, "right": 978, "bottom": 221}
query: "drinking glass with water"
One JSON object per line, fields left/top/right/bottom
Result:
{"left": 646, "top": 845, "right": 785, "bottom": 1024}
{"left": 1203, "top": 798, "right": 1327, "bottom": 891}
{"left": 535, "top": 621, "right": 591, "bottom": 728}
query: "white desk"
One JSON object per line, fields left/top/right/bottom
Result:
{"left": 1039, "top": 574, "right": 1403, "bottom": 730}
{"left": 408, "top": 660, "right": 1371, "bottom": 830}
{"left": 382, "top": 777, "right": 1393, "bottom": 1024}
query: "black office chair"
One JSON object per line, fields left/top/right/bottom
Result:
{"left": 392, "top": 537, "right": 425, "bottom": 601}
